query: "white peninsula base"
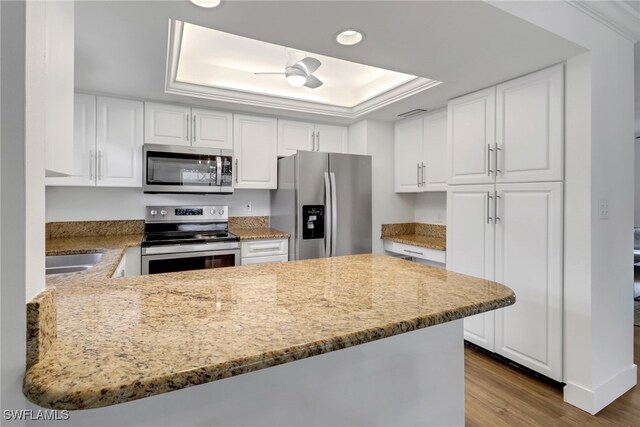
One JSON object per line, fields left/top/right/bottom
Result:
{"left": 27, "top": 320, "right": 464, "bottom": 427}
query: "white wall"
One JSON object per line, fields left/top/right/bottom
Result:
{"left": 414, "top": 192, "right": 446, "bottom": 225}
{"left": 635, "top": 140, "right": 640, "bottom": 227}
{"left": 46, "top": 187, "right": 271, "bottom": 222}
{"left": 491, "top": 1, "right": 637, "bottom": 414}
{"left": 349, "top": 120, "right": 415, "bottom": 253}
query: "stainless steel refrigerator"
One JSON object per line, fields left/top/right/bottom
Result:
{"left": 271, "top": 151, "right": 372, "bottom": 260}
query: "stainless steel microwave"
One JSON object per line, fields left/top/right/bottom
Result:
{"left": 143, "top": 144, "right": 234, "bottom": 194}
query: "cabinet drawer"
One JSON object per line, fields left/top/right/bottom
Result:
{"left": 241, "top": 254, "right": 288, "bottom": 266}
{"left": 241, "top": 239, "right": 288, "bottom": 259}
{"left": 383, "top": 240, "right": 446, "bottom": 264}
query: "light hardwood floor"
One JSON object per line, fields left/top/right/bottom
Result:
{"left": 465, "top": 327, "right": 640, "bottom": 426}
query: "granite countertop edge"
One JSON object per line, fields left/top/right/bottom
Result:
{"left": 381, "top": 235, "right": 446, "bottom": 251}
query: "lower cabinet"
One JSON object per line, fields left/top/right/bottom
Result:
{"left": 447, "top": 182, "right": 563, "bottom": 381}
{"left": 382, "top": 240, "right": 446, "bottom": 266}
{"left": 241, "top": 238, "right": 289, "bottom": 266}
{"left": 112, "top": 247, "right": 141, "bottom": 278}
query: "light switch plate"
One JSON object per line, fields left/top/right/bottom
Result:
{"left": 598, "top": 198, "right": 609, "bottom": 220}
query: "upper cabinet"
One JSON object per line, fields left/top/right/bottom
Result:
{"left": 448, "top": 64, "right": 564, "bottom": 185}
{"left": 447, "top": 87, "right": 496, "bottom": 185}
{"left": 144, "top": 102, "right": 232, "bottom": 149}
{"left": 277, "top": 120, "right": 347, "bottom": 156}
{"left": 46, "top": 94, "right": 143, "bottom": 188}
{"left": 495, "top": 64, "right": 563, "bottom": 183}
{"left": 394, "top": 109, "right": 448, "bottom": 193}
{"left": 233, "top": 115, "right": 278, "bottom": 189}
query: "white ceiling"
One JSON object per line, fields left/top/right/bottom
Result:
{"left": 75, "top": 0, "right": 586, "bottom": 124}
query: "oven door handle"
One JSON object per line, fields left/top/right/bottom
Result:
{"left": 141, "top": 242, "right": 240, "bottom": 255}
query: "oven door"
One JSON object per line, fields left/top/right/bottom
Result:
{"left": 143, "top": 144, "right": 234, "bottom": 194}
{"left": 141, "top": 248, "right": 240, "bottom": 275}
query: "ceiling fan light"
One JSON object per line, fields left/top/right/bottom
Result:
{"left": 190, "top": 0, "right": 221, "bottom": 8}
{"left": 286, "top": 74, "right": 307, "bottom": 87}
{"left": 336, "top": 29, "right": 364, "bottom": 46}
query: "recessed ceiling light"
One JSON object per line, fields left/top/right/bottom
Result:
{"left": 190, "top": 0, "right": 221, "bottom": 8}
{"left": 336, "top": 29, "right": 364, "bottom": 46}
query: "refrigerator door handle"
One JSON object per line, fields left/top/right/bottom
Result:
{"left": 330, "top": 172, "right": 337, "bottom": 257}
{"left": 324, "top": 172, "right": 332, "bottom": 257}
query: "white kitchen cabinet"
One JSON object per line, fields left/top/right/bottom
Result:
{"left": 448, "top": 64, "right": 564, "bottom": 186}
{"left": 233, "top": 115, "right": 278, "bottom": 189}
{"left": 382, "top": 240, "right": 446, "bottom": 265}
{"left": 446, "top": 182, "right": 563, "bottom": 381}
{"left": 144, "top": 102, "right": 232, "bottom": 149}
{"left": 112, "top": 246, "right": 141, "bottom": 278}
{"left": 278, "top": 120, "right": 314, "bottom": 156}
{"left": 277, "top": 120, "right": 348, "bottom": 156}
{"left": 447, "top": 87, "right": 496, "bottom": 185}
{"left": 447, "top": 185, "right": 496, "bottom": 351}
{"left": 96, "top": 96, "right": 143, "bottom": 187}
{"left": 46, "top": 94, "right": 143, "bottom": 188}
{"left": 494, "top": 182, "right": 563, "bottom": 381}
{"left": 241, "top": 238, "right": 289, "bottom": 265}
{"left": 394, "top": 109, "right": 447, "bottom": 192}
{"left": 496, "top": 64, "right": 564, "bottom": 183}
{"left": 314, "top": 124, "right": 348, "bottom": 154}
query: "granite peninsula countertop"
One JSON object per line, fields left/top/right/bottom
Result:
{"left": 26, "top": 252, "right": 514, "bottom": 410}
{"left": 381, "top": 223, "right": 447, "bottom": 251}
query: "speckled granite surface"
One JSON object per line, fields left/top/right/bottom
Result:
{"left": 381, "top": 223, "right": 446, "bottom": 250}
{"left": 26, "top": 288, "right": 57, "bottom": 369}
{"left": 46, "top": 220, "right": 144, "bottom": 239}
{"left": 228, "top": 216, "right": 270, "bottom": 229}
{"left": 231, "top": 228, "right": 290, "bottom": 240}
{"left": 25, "top": 253, "right": 514, "bottom": 410}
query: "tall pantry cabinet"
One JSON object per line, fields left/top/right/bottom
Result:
{"left": 446, "top": 64, "right": 564, "bottom": 381}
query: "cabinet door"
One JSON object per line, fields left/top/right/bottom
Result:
{"left": 394, "top": 117, "right": 423, "bottom": 192}
{"left": 45, "top": 94, "right": 96, "bottom": 186}
{"left": 144, "top": 102, "right": 191, "bottom": 146}
{"left": 446, "top": 185, "right": 496, "bottom": 351}
{"left": 423, "top": 109, "right": 448, "bottom": 191}
{"left": 192, "top": 108, "right": 232, "bottom": 149}
{"left": 315, "top": 124, "right": 348, "bottom": 154}
{"left": 277, "top": 120, "right": 314, "bottom": 156}
{"left": 96, "top": 97, "right": 143, "bottom": 187}
{"left": 494, "top": 182, "right": 563, "bottom": 381}
{"left": 234, "top": 115, "right": 278, "bottom": 189}
{"left": 447, "top": 87, "right": 496, "bottom": 185}
{"left": 496, "top": 64, "right": 563, "bottom": 183}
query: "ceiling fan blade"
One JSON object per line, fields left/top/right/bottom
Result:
{"left": 304, "top": 75, "right": 323, "bottom": 89}
{"left": 254, "top": 72, "right": 286, "bottom": 75}
{"left": 296, "top": 57, "right": 321, "bottom": 75}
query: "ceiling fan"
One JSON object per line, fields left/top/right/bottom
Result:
{"left": 254, "top": 52, "right": 323, "bottom": 89}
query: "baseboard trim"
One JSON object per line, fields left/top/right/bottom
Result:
{"left": 564, "top": 364, "right": 637, "bottom": 414}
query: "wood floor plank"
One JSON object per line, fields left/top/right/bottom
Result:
{"left": 465, "top": 327, "right": 640, "bottom": 426}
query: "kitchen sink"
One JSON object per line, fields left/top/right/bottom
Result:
{"left": 45, "top": 253, "right": 104, "bottom": 275}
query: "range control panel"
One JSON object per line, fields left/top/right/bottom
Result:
{"left": 302, "top": 205, "right": 325, "bottom": 240}
{"left": 145, "top": 206, "right": 229, "bottom": 223}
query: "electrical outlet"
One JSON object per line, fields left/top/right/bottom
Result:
{"left": 436, "top": 212, "right": 443, "bottom": 223}
{"left": 245, "top": 201, "right": 252, "bottom": 212}
{"left": 598, "top": 198, "right": 609, "bottom": 220}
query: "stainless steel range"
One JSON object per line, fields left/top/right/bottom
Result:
{"left": 141, "top": 205, "right": 240, "bottom": 275}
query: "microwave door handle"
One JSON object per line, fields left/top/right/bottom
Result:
{"left": 324, "top": 172, "right": 331, "bottom": 258}
{"left": 216, "top": 156, "right": 222, "bottom": 186}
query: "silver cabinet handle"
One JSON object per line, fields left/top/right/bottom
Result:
{"left": 417, "top": 163, "right": 421, "bottom": 187}
{"left": 193, "top": 115, "right": 196, "bottom": 142}
{"left": 317, "top": 130, "right": 320, "bottom": 151}
{"left": 487, "top": 192, "right": 493, "bottom": 224}
{"left": 97, "top": 150, "right": 103, "bottom": 181}
{"left": 235, "top": 159, "right": 238, "bottom": 184}
{"left": 494, "top": 190, "right": 501, "bottom": 224}
{"left": 330, "top": 172, "right": 337, "bottom": 257}
{"left": 312, "top": 131, "right": 316, "bottom": 151}
{"left": 487, "top": 144, "right": 494, "bottom": 176}
{"left": 186, "top": 115, "right": 190, "bottom": 141}
{"left": 404, "top": 249, "right": 424, "bottom": 256}
{"left": 421, "top": 161, "right": 426, "bottom": 185}
{"left": 324, "top": 172, "right": 331, "bottom": 257}
{"left": 495, "top": 143, "right": 502, "bottom": 175}
{"left": 89, "top": 150, "right": 95, "bottom": 181}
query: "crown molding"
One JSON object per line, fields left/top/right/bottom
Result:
{"left": 566, "top": 0, "right": 640, "bottom": 42}
{"left": 164, "top": 19, "right": 442, "bottom": 120}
